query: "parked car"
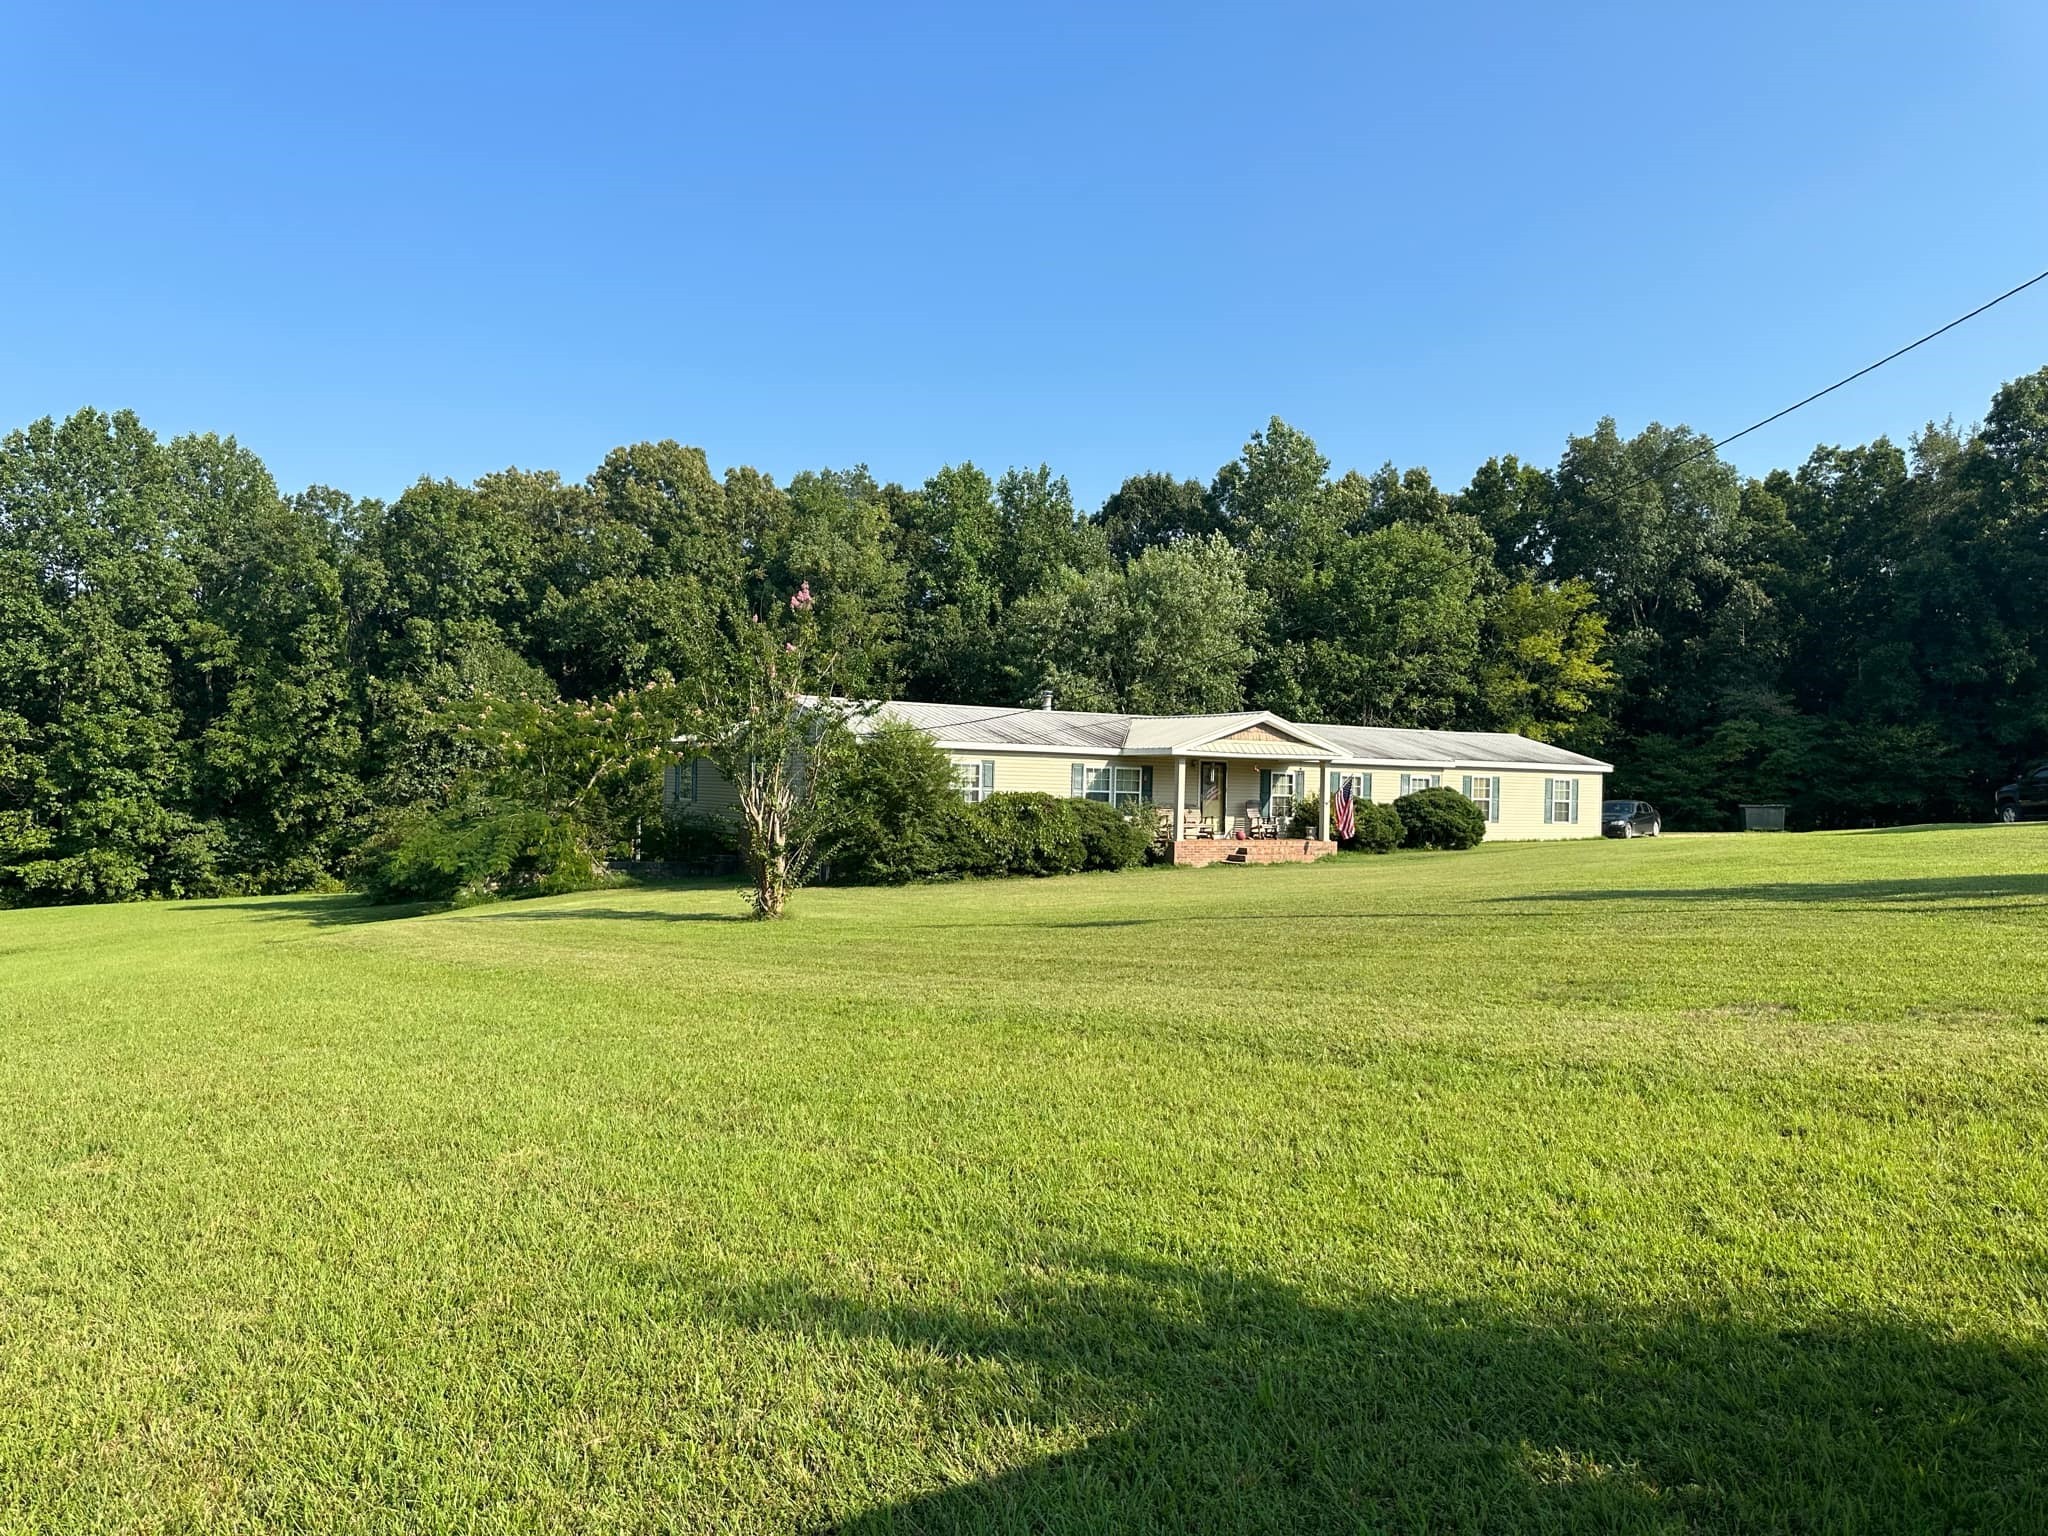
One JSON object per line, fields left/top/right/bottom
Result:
{"left": 1995, "top": 765, "right": 2048, "bottom": 823}
{"left": 1602, "top": 799, "right": 1662, "bottom": 838}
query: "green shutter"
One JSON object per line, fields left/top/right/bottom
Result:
{"left": 1461, "top": 774, "right": 1473, "bottom": 799}
{"left": 1543, "top": 779, "right": 1555, "bottom": 824}
{"left": 1491, "top": 776, "right": 1501, "bottom": 822}
{"left": 1361, "top": 773, "right": 1371, "bottom": 801}
{"left": 689, "top": 760, "right": 699, "bottom": 801}
{"left": 1259, "top": 769, "right": 1271, "bottom": 814}
{"left": 982, "top": 760, "right": 996, "bottom": 797}
{"left": 1140, "top": 765, "right": 1154, "bottom": 802}
{"left": 1569, "top": 779, "right": 1580, "bottom": 824}
{"left": 1070, "top": 762, "right": 1085, "bottom": 797}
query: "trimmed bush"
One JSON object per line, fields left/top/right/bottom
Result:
{"left": 818, "top": 722, "right": 992, "bottom": 883}
{"left": 1392, "top": 786, "right": 1487, "bottom": 850}
{"left": 970, "top": 792, "right": 1087, "bottom": 877}
{"left": 361, "top": 800, "right": 605, "bottom": 905}
{"left": 1346, "top": 800, "right": 1406, "bottom": 854}
{"left": 1071, "top": 798, "right": 1155, "bottom": 872}
{"left": 1286, "top": 793, "right": 1321, "bottom": 839}
{"left": 813, "top": 728, "right": 1157, "bottom": 884}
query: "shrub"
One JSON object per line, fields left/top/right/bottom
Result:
{"left": 1345, "top": 800, "right": 1405, "bottom": 854}
{"left": 1393, "top": 786, "right": 1487, "bottom": 850}
{"left": 1071, "top": 798, "right": 1155, "bottom": 872}
{"left": 642, "top": 808, "right": 741, "bottom": 868}
{"left": 970, "top": 793, "right": 1086, "bottom": 877}
{"left": 360, "top": 800, "right": 606, "bottom": 905}
{"left": 819, "top": 722, "right": 990, "bottom": 883}
{"left": 1286, "top": 793, "right": 1320, "bottom": 839}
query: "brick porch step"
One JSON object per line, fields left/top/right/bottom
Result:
{"left": 1167, "top": 838, "right": 1338, "bottom": 867}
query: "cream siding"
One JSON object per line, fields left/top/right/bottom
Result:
{"left": 666, "top": 757, "right": 741, "bottom": 819}
{"left": 945, "top": 750, "right": 1079, "bottom": 799}
{"left": 1495, "top": 771, "right": 1600, "bottom": 840}
{"left": 672, "top": 741, "right": 1602, "bottom": 845}
{"left": 1346, "top": 764, "right": 1603, "bottom": 841}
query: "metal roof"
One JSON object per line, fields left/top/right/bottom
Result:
{"left": 873, "top": 700, "right": 1132, "bottom": 750}
{"left": 838, "top": 699, "right": 1610, "bottom": 771}
{"left": 1307, "top": 723, "right": 1610, "bottom": 771}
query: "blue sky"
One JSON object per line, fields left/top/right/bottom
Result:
{"left": 5, "top": 2, "right": 2046, "bottom": 509}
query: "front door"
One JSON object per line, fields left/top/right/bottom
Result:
{"left": 1199, "top": 761, "right": 1228, "bottom": 834}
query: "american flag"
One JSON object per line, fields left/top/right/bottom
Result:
{"left": 1333, "top": 777, "right": 1356, "bottom": 841}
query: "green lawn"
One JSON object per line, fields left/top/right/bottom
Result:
{"left": 2, "top": 828, "right": 2045, "bottom": 1533}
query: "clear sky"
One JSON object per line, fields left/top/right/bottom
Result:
{"left": 5, "top": 2, "right": 2046, "bottom": 509}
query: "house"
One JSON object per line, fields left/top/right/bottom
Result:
{"left": 670, "top": 699, "right": 1611, "bottom": 864}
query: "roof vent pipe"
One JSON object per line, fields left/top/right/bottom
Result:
{"left": 1041, "top": 690, "right": 1055, "bottom": 711}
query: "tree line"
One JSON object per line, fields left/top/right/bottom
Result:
{"left": 3, "top": 365, "right": 2044, "bottom": 904}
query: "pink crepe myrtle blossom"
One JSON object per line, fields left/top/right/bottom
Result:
{"left": 790, "top": 581, "right": 814, "bottom": 612}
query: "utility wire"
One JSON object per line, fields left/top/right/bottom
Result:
{"left": 1611, "top": 264, "right": 2048, "bottom": 493}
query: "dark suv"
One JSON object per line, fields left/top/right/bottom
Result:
{"left": 1996, "top": 766, "right": 2048, "bottom": 823}
{"left": 1602, "top": 799, "right": 1662, "bottom": 838}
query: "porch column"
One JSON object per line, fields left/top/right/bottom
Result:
{"left": 1173, "top": 757, "right": 1187, "bottom": 837}
{"left": 1318, "top": 761, "right": 1331, "bottom": 841}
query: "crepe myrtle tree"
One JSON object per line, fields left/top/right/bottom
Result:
{"left": 448, "top": 682, "right": 680, "bottom": 865}
{"left": 688, "top": 581, "right": 870, "bottom": 918}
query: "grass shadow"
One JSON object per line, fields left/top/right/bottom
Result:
{"left": 181, "top": 895, "right": 432, "bottom": 928}
{"left": 454, "top": 905, "right": 752, "bottom": 925}
{"left": 709, "top": 1251, "right": 2046, "bottom": 1533}
{"left": 1494, "top": 874, "right": 2048, "bottom": 910}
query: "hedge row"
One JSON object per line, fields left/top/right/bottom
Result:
{"left": 1288, "top": 787, "right": 1486, "bottom": 853}
{"left": 830, "top": 791, "right": 1153, "bottom": 884}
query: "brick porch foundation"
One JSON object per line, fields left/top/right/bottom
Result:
{"left": 1166, "top": 838, "right": 1338, "bottom": 866}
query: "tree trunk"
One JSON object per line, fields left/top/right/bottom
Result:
{"left": 751, "top": 849, "right": 787, "bottom": 918}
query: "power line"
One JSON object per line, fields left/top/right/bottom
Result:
{"left": 1611, "top": 264, "right": 2048, "bottom": 494}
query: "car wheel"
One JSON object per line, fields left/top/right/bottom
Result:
{"left": 1623, "top": 824, "right": 1636, "bottom": 838}
{"left": 1648, "top": 821, "right": 1661, "bottom": 837}
{"left": 1999, "top": 805, "right": 2020, "bottom": 824}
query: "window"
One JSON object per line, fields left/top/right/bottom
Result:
{"left": 1546, "top": 777, "right": 1578, "bottom": 824}
{"left": 1462, "top": 774, "right": 1498, "bottom": 823}
{"left": 1399, "top": 773, "right": 1439, "bottom": 795}
{"left": 959, "top": 758, "right": 996, "bottom": 804}
{"left": 1268, "top": 769, "right": 1301, "bottom": 824}
{"left": 1332, "top": 770, "right": 1369, "bottom": 801}
{"left": 1072, "top": 762, "right": 1151, "bottom": 806}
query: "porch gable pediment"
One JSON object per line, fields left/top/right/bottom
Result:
{"left": 1149, "top": 712, "right": 1339, "bottom": 758}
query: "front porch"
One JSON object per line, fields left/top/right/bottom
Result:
{"left": 1164, "top": 836, "right": 1339, "bottom": 867}
{"left": 1149, "top": 716, "right": 1341, "bottom": 847}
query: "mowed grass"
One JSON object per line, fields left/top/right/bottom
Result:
{"left": 2, "top": 829, "right": 2046, "bottom": 1533}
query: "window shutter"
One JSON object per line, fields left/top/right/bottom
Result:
{"left": 1569, "top": 779, "right": 1580, "bottom": 824}
{"left": 1141, "top": 765, "right": 1154, "bottom": 802}
{"left": 690, "top": 760, "right": 700, "bottom": 801}
{"left": 1399, "top": 774, "right": 1411, "bottom": 796}
{"left": 1491, "top": 776, "right": 1501, "bottom": 822}
{"left": 1462, "top": 774, "right": 1473, "bottom": 799}
{"left": 1070, "top": 762, "right": 1085, "bottom": 797}
{"left": 1259, "top": 769, "right": 1272, "bottom": 814}
{"left": 1360, "top": 773, "right": 1371, "bottom": 801}
{"left": 1543, "top": 779, "right": 1555, "bottom": 824}
{"left": 982, "top": 760, "right": 996, "bottom": 797}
